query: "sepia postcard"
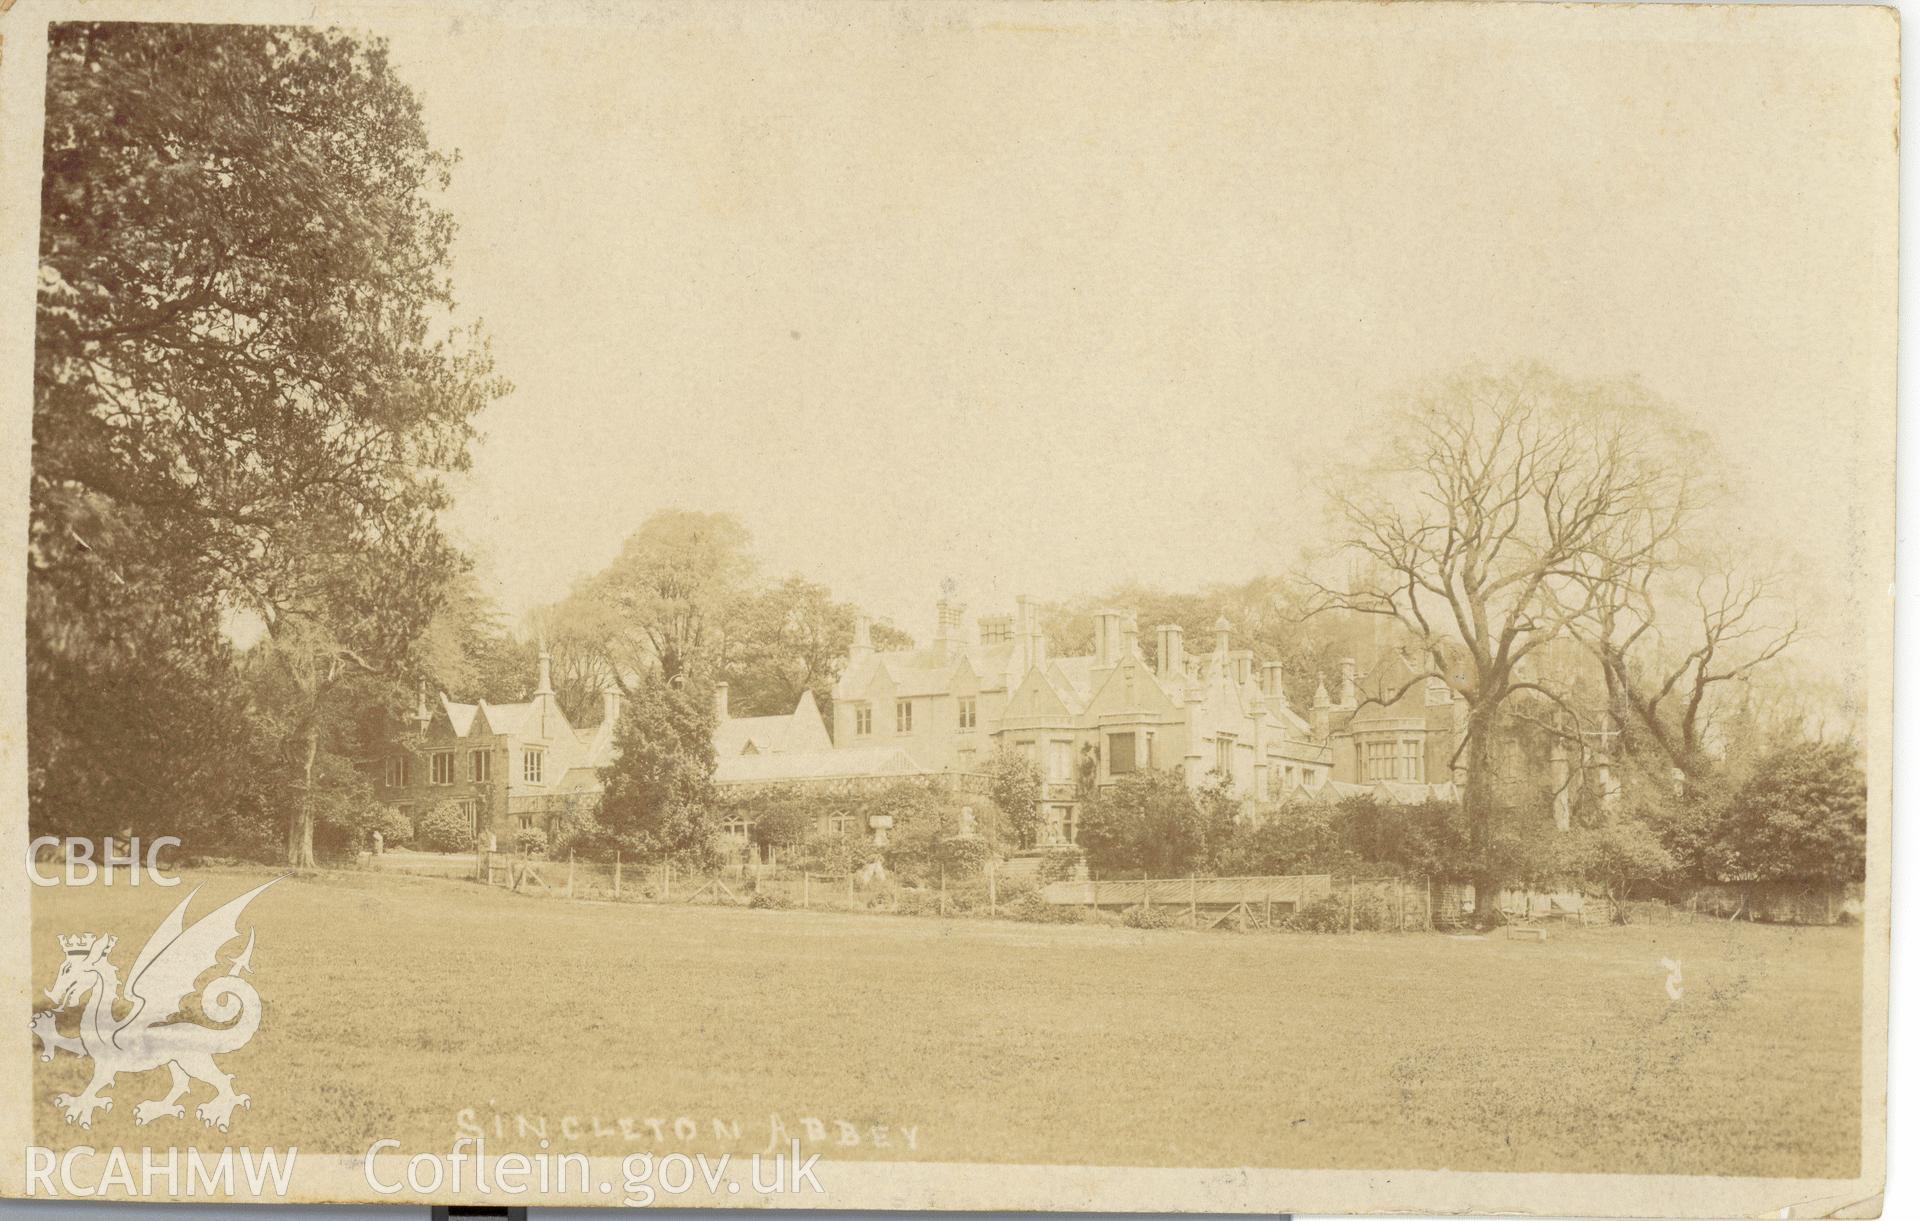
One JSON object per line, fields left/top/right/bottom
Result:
{"left": 0, "top": 0, "right": 1896, "bottom": 1215}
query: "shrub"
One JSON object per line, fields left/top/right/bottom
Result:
{"left": 938, "top": 834, "right": 994, "bottom": 876}
{"left": 513, "top": 826, "right": 549, "bottom": 857}
{"left": 415, "top": 803, "right": 475, "bottom": 853}
{"left": 1038, "top": 848, "right": 1084, "bottom": 884}
{"left": 1285, "top": 894, "right": 1351, "bottom": 933}
{"left": 984, "top": 744, "right": 1045, "bottom": 848}
{"left": 1079, "top": 908, "right": 1124, "bottom": 927}
{"left": 993, "top": 870, "right": 1041, "bottom": 904}
{"left": 805, "top": 830, "right": 877, "bottom": 876}
{"left": 1121, "top": 904, "right": 1181, "bottom": 930}
{"left": 1003, "top": 891, "right": 1078, "bottom": 924}
{"left": 749, "top": 891, "right": 794, "bottom": 910}
{"left": 895, "top": 888, "right": 944, "bottom": 917}
{"left": 373, "top": 807, "right": 413, "bottom": 848}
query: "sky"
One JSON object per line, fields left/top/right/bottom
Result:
{"left": 376, "top": 3, "right": 1893, "bottom": 652}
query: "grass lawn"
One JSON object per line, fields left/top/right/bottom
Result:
{"left": 30, "top": 867, "right": 1862, "bottom": 1177}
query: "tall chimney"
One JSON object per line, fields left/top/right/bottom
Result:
{"left": 602, "top": 681, "right": 622, "bottom": 728}
{"left": 1232, "top": 649, "right": 1254, "bottom": 686}
{"left": 934, "top": 595, "right": 964, "bottom": 655}
{"left": 415, "top": 678, "right": 432, "bottom": 731}
{"left": 850, "top": 614, "right": 873, "bottom": 665}
{"left": 535, "top": 647, "right": 554, "bottom": 697}
{"left": 1339, "top": 658, "right": 1357, "bottom": 708}
{"left": 1093, "top": 608, "right": 1123, "bottom": 665}
{"left": 1262, "top": 661, "right": 1286, "bottom": 700}
{"left": 1213, "top": 616, "right": 1232, "bottom": 658}
{"left": 1156, "top": 624, "right": 1185, "bottom": 680}
{"left": 1016, "top": 595, "right": 1037, "bottom": 673}
{"left": 1121, "top": 612, "right": 1139, "bottom": 661}
{"left": 714, "top": 681, "right": 730, "bottom": 721}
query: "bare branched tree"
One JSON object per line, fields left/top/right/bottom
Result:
{"left": 1581, "top": 557, "right": 1799, "bottom": 783}
{"left": 1313, "top": 364, "right": 1696, "bottom": 887}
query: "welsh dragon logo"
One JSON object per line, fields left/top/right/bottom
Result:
{"left": 32, "top": 878, "right": 279, "bottom": 1131}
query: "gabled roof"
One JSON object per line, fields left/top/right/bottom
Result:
{"left": 714, "top": 714, "right": 797, "bottom": 758}
{"left": 1002, "top": 663, "right": 1082, "bottom": 723}
{"left": 1083, "top": 654, "right": 1180, "bottom": 719}
{"left": 575, "top": 718, "right": 618, "bottom": 770}
{"left": 478, "top": 699, "right": 540, "bottom": 738}
{"left": 441, "top": 696, "right": 480, "bottom": 737}
{"left": 713, "top": 745, "right": 928, "bottom": 786}
{"left": 840, "top": 638, "right": 1025, "bottom": 700}
{"left": 711, "top": 690, "right": 833, "bottom": 759}
{"left": 1047, "top": 656, "right": 1098, "bottom": 710}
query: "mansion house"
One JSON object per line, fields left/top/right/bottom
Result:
{"left": 710, "top": 593, "right": 1458, "bottom": 848}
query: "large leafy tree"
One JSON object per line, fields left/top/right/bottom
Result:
{"left": 595, "top": 673, "right": 723, "bottom": 867}
{"left": 1706, "top": 740, "right": 1866, "bottom": 886}
{"left": 724, "top": 576, "right": 855, "bottom": 719}
{"left": 544, "top": 510, "right": 754, "bottom": 692}
{"left": 31, "top": 23, "right": 502, "bottom": 855}
{"left": 1077, "top": 770, "right": 1226, "bottom": 879}
{"left": 983, "top": 743, "right": 1045, "bottom": 848}
{"left": 723, "top": 575, "right": 912, "bottom": 719}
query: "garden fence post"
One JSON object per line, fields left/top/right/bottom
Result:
{"left": 1189, "top": 874, "right": 1197, "bottom": 927}
{"left": 987, "top": 858, "right": 996, "bottom": 916}
{"left": 848, "top": 872, "right": 855, "bottom": 906}
{"left": 567, "top": 850, "right": 575, "bottom": 899}
{"left": 940, "top": 868, "right": 947, "bottom": 917}
{"left": 1144, "top": 870, "right": 1151, "bottom": 911}
{"left": 803, "top": 872, "right": 811, "bottom": 909}
{"left": 613, "top": 850, "right": 621, "bottom": 898}
{"left": 1264, "top": 891, "right": 1272, "bottom": 928}
{"left": 1347, "top": 877, "right": 1355, "bottom": 933}
{"left": 664, "top": 861, "right": 671, "bottom": 902}
{"left": 1397, "top": 881, "right": 1405, "bottom": 932}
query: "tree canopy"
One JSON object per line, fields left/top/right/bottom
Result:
{"left": 31, "top": 24, "right": 503, "bottom": 861}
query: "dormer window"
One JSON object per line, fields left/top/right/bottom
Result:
{"left": 895, "top": 699, "right": 913, "bottom": 734}
{"left": 854, "top": 704, "right": 872, "bottom": 736}
{"left": 958, "top": 697, "right": 977, "bottom": 731}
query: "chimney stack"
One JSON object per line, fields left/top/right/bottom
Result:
{"left": 1213, "top": 616, "right": 1232, "bottom": 658}
{"left": 1262, "top": 660, "right": 1286, "bottom": 701}
{"left": 850, "top": 614, "right": 873, "bottom": 665}
{"left": 1093, "top": 608, "right": 1124, "bottom": 666}
{"left": 1016, "top": 595, "right": 1038, "bottom": 673}
{"left": 934, "top": 594, "right": 965, "bottom": 655}
{"left": 714, "top": 681, "right": 730, "bottom": 721}
{"left": 1339, "top": 658, "right": 1358, "bottom": 708}
{"left": 535, "top": 647, "right": 555, "bottom": 697}
{"left": 1155, "top": 625, "right": 1186, "bottom": 680}
{"left": 1121, "top": 612, "right": 1139, "bottom": 660}
{"left": 1232, "top": 649, "right": 1254, "bottom": 686}
{"left": 415, "top": 678, "right": 432, "bottom": 731}
{"left": 602, "top": 681, "right": 622, "bottom": 728}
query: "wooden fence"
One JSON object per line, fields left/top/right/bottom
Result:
{"left": 1041, "top": 873, "right": 1443, "bottom": 932}
{"left": 476, "top": 851, "right": 882, "bottom": 910}
{"left": 1041, "top": 873, "right": 1329, "bottom": 928}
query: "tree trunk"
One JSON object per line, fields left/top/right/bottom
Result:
{"left": 287, "top": 720, "right": 319, "bottom": 869}
{"left": 1462, "top": 703, "right": 1502, "bottom": 923}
